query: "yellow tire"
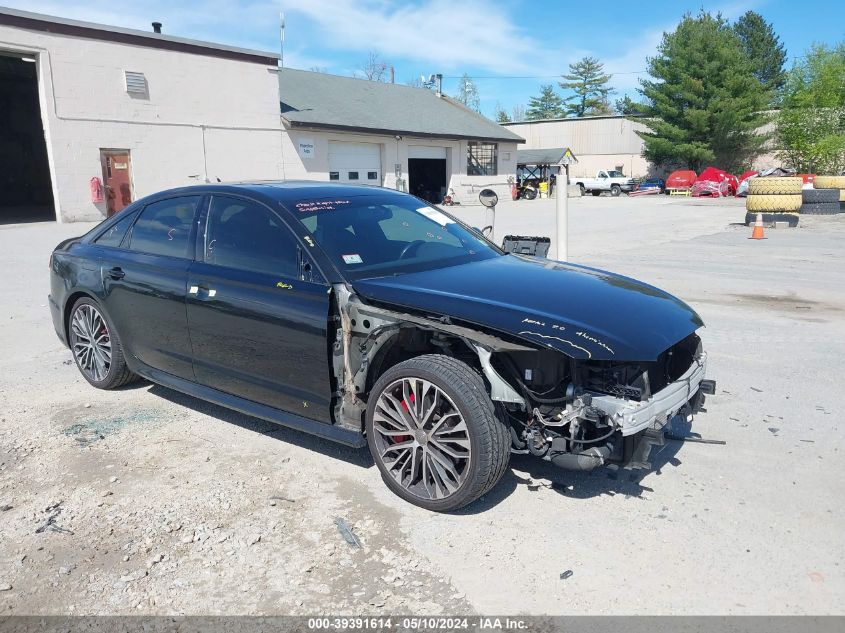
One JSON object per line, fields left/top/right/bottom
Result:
{"left": 747, "top": 177, "right": 803, "bottom": 195}
{"left": 813, "top": 175, "right": 845, "bottom": 190}
{"left": 746, "top": 194, "right": 803, "bottom": 212}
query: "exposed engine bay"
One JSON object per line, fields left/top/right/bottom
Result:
{"left": 331, "top": 284, "right": 714, "bottom": 472}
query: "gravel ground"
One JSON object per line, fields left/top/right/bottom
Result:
{"left": 0, "top": 195, "right": 843, "bottom": 615}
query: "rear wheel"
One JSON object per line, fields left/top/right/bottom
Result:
{"left": 578, "top": 184, "right": 585, "bottom": 196}
{"left": 68, "top": 297, "right": 136, "bottom": 389}
{"left": 366, "top": 355, "right": 509, "bottom": 512}
{"left": 523, "top": 187, "right": 537, "bottom": 200}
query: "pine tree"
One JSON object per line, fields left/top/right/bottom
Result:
{"left": 733, "top": 11, "right": 787, "bottom": 96}
{"left": 559, "top": 57, "right": 613, "bottom": 117}
{"left": 614, "top": 95, "right": 647, "bottom": 116}
{"left": 494, "top": 102, "right": 511, "bottom": 123}
{"left": 637, "top": 12, "right": 770, "bottom": 173}
{"left": 454, "top": 74, "right": 481, "bottom": 112}
{"left": 525, "top": 85, "right": 566, "bottom": 120}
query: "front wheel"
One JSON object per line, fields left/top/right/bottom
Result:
{"left": 366, "top": 355, "right": 510, "bottom": 512}
{"left": 68, "top": 297, "right": 137, "bottom": 389}
{"left": 523, "top": 187, "right": 537, "bottom": 200}
{"left": 610, "top": 184, "right": 622, "bottom": 197}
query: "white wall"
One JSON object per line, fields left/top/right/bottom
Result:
{"left": 281, "top": 123, "right": 518, "bottom": 205}
{"left": 503, "top": 117, "right": 654, "bottom": 178}
{"left": 0, "top": 24, "right": 282, "bottom": 222}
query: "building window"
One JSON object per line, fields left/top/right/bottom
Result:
{"left": 467, "top": 142, "right": 498, "bottom": 176}
{"left": 348, "top": 171, "right": 359, "bottom": 180}
{"left": 329, "top": 172, "right": 339, "bottom": 181}
{"left": 367, "top": 171, "right": 378, "bottom": 180}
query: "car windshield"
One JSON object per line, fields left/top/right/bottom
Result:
{"left": 290, "top": 193, "right": 501, "bottom": 280}
{"left": 606, "top": 170, "right": 625, "bottom": 177}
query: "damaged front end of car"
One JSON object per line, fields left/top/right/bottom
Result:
{"left": 494, "top": 333, "right": 714, "bottom": 471}
{"left": 330, "top": 284, "right": 715, "bottom": 473}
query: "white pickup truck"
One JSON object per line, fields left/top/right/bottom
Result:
{"left": 574, "top": 170, "right": 636, "bottom": 197}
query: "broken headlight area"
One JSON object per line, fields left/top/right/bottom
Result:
{"left": 495, "top": 333, "right": 711, "bottom": 471}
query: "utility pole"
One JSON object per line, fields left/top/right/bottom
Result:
{"left": 279, "top": 12, "right": 285, "bottom": 68}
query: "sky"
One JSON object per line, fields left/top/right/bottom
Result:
{"left": 6, "top": 0, "right": 844, "bottom": 118}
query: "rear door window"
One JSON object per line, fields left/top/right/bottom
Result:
{"left": 204, "top": 195, "right": 299, "bottom": 278}
{"left": 128, "top": 196, "right": 200, "bottom": 258}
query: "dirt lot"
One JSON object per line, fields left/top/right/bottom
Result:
{"left": 1, "top": 195, "right": 843, "bottom": 615}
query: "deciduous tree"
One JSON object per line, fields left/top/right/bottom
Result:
{"left": 776, "top": 43, "right": 845, "bottom": 173}
{"left": 454, "top": 74, "right": 481, "bottom": 112}
{"left": 356, "top": 51, "right": 389, "bottom": 82}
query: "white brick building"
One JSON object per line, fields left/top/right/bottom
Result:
{"left": 0, "top": 7, "right": 283, "bottom": 223}
{"left": 0, "top": 7, "right": 523, "bottom": 223}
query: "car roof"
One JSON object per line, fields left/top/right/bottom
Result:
{"left": 148, "top": 181, "right": 409, "bottom": 206}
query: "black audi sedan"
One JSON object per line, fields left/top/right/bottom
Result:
{"left": 49, "top": 182, "right": 712, "bottom": 511}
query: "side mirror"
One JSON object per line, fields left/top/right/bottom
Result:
{"left": 478, "top": 189, "right": 498, "bottom": 208}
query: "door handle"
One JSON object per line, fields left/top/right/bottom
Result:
{"left": 107, "top": 267, "right": 125, "bottom": 280}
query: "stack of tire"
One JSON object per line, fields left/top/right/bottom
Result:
{"left": 805, "top": 175, "right": 845, "bottom": 215}
{"left": 745, "top": 177, "right": 803, "bottom": 227}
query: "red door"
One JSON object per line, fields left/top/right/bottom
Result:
{"left": 100, "top": 150, "right": 133, "bottom": 217}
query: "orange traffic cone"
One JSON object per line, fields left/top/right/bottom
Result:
{"left": 749, "top": 213, "right": 766, "bottom": 240}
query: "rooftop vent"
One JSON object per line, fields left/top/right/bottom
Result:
{"left": 151, "top": 22, "right": 162, "bottom": 34}
{"left": 124, "top": 71, "right": 147, "bottom": 94}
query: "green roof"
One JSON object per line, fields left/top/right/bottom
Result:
{"left": 278, "top": 68, "right": 524, "bottom": 144}
{"left": 516, "top": 148, "right": 577, "bottom": 165}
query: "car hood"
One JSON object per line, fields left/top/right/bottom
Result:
{"left": 352, "top": 255, "right": 703, "bottom": 361}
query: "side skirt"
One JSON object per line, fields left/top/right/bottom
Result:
{"left": 135, "top": 363, "right": 367, "bottom": 449}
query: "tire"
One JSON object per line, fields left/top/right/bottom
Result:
{"left": 800, "top": 201, "right": 840, "bottom": 215}
{"left": 744, "top": 212, "right": 799, "bottom": 227}
{"left": 747, "top": 177, "right": 803, "bottom": 195}
{"left": 68, "top": 297, "right": 137, "bottom": 389}
{"left": 802, "top": 188, "right": 839, "bottom": 204}
{"left": 746, "top": 193, "right": 802, "bottom": 212}
{"left": 813, "top": 175, "right": 845, "bottom": 190}
{"left": 523, "top": 187, "right": 537, "bottom": 201}
{"left": 578, "top": 184, "right": 585, "bottom": 196}
{"left": 591, "top": 190, "right": 601, "bottom": 196}
{"left": 610, "top": 184, "right": 621, "bottom": 197}
{"left": 366, "top": 354, "right": 509, "bottom": 512}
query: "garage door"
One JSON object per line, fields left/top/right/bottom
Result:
{"left": 328, "top": 142, "right": 381, "bottom": 184}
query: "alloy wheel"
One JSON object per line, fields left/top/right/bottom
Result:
{"left": 372, "top": 378, "right": 471, "bottom": 501}
{"left": 70, "top": 304, "right": 112, "bottom": 382}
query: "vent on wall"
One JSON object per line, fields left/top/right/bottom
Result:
{"left": 124, "top": 71, "right": 147, "bottom": 94}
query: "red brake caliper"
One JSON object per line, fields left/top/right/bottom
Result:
{"left": 393, "top": 392, "right": 415, "bottom": 443}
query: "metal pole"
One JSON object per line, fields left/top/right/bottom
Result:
{"left": 556, "top": 179, "right": 568, "bottom": 261}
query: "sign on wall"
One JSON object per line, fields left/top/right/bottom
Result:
{"left": 297, "top": 138, "right": 315, "bottom": 159}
